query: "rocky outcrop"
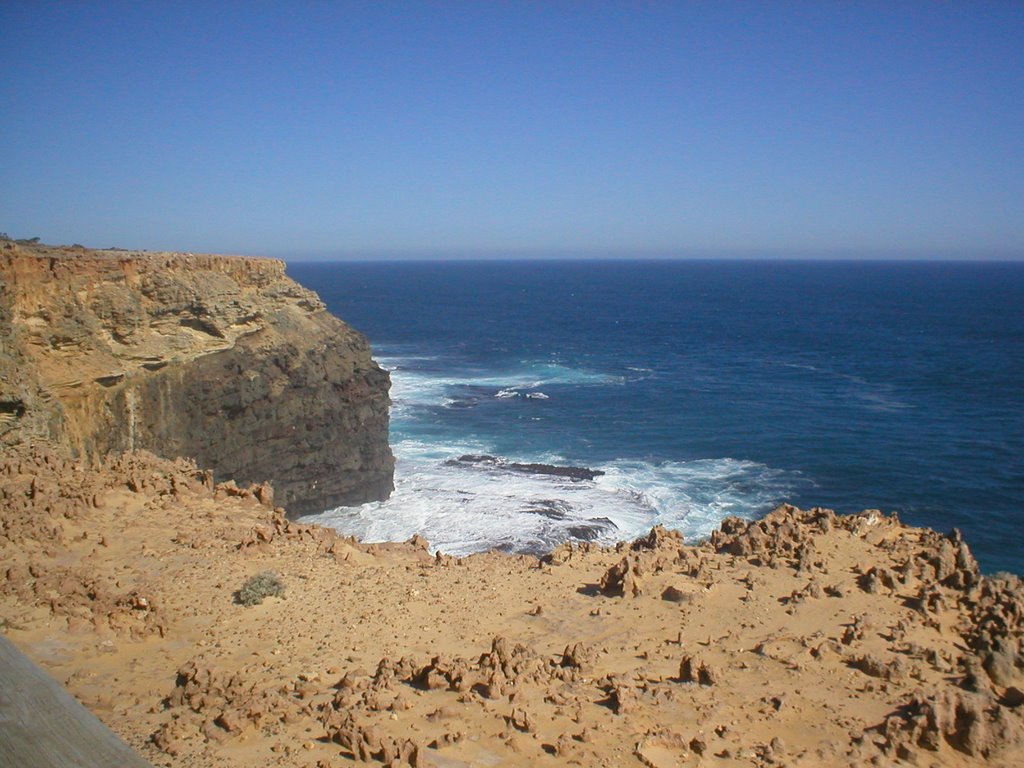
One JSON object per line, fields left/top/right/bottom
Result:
{"left": 445, "top": 454, "right": 606, "bottom": 481}
{"left": 0, "top": 240, "right": 393, "bottom": 513}
{"left": 4, "top": 442, "right": 1024, "bottom": 767}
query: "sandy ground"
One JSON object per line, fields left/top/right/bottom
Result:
{"left": 2, "top": 446, "right": 1023, "bottom": 767}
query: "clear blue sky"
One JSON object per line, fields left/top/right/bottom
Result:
{"left": 2, "top": 2, "right": 1022, "bottom": 259}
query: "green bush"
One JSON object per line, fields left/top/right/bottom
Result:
{"left": 237, "top": 571, "right": 285, "bottom": 606}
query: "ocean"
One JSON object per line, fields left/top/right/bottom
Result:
{"left": 290, "top": 260, "right": 1024, "bottom": 574}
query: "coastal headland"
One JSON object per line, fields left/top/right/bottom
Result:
{"left": 0, "top": 240, "right": 394, "bottom": 513}
{"left": 2, "top": 242, "right": 1023, "bottom": 767}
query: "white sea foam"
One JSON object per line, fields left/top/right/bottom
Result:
{"left": 301, "top": 443, "right": 623, "bottom": 555}
{"left": 300, "top": 441, "right": 801, "bottom": 556}
{"left": 377, "top": 355, "right": 620, "bottom": 416}
{"left": 593, "top": 458, "right": 801, "bottom": 541}
{"left": 300, "top": 353, "right": 804, "bottom": 555}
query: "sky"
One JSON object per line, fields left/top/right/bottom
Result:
{"left": 2, "top": 2, "right": 1022, "bottom": 260}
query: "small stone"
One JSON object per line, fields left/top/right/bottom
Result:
{"left": 661, "top": 586, "right": 690, "bottom": 603}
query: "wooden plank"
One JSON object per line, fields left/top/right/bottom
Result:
{"left": 0, "top": 634, "right": 153, "bottom": 768}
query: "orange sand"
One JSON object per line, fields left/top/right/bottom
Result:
{"left": 3, "top": 446, "right": 1022, "bottom": 767}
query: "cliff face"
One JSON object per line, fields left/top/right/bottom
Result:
{"left": 0, "top": 241, "right": 393, "bottom": 513}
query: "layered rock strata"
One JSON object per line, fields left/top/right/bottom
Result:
{"left": 0, "top": 240, "right": 393, "bottom": 513}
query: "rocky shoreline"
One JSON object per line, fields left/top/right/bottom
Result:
{"left": 3, "top": 241, "right": 1023, "bottom": 767}
{"left": 2, "top": 445, "right": 1022, "bottom": 767}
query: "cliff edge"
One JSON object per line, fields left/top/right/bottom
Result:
{"left": 0, "top": 240, "right": 393, "bottom": 513}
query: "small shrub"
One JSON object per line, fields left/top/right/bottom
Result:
{"left": 237, "top": 571, "right": 285, "bottom": 606}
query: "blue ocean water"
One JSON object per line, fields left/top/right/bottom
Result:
{"left": 291, "top": 260, "right": 1024, "bottom": 574}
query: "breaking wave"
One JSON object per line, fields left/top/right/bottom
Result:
{"left": 300, "top": 353, "right": 804, "bottom": 555}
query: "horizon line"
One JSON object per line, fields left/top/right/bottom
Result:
{"left": 7, "top": 237, "right": 1022, "bottom": 263}
{"left": 278, "top": 250, "right": 1024, "bottom": 264}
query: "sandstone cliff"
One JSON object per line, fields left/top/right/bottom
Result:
{"left": 0, "top": 240, "right": 393, "bottom": 513}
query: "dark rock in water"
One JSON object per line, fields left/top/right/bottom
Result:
{"left": 523, "top": 500, "right": 571, "bottom": 520}
{"left": 566, "top": 523, "right": 613, "bottom": 541}
{"left": 513, "top": 462, "right": 605, "bottom": 481}
{"left": 451, "top": 454, "right": 500, "bottom": 464}
{"left": 453, "top": 454, "right": 500, "bottom": 464}
{"left": 445, "top": 397, "right": 479, "bottom": 409}
{"left": 483, "top": 508, "right": 616, "bottom": 554}
{"left": 447, "top": 454, "right": 605, "bottom": 481}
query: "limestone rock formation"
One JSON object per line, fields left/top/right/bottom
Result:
{"left": 4, "top": 444, "right": 1024, "bottom": 768}
{"left": 0, "top": 240, "right": 393, "bottom": 513}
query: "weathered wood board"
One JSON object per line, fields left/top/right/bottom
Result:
{"left": 0, "top": 634, "right": 153, "bottom": 768}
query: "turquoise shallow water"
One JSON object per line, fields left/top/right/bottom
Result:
{"left": 291, "top": 260, "right": 1024, "bottom": 574}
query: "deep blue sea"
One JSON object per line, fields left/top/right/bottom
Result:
{"left": 290, "top": 260, "right": 1024, "bottom": 574}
